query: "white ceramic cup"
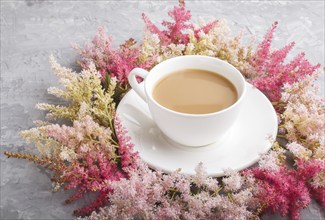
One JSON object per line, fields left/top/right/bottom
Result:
{"left": 128, "top": 55, "right": 246, "bottom": 147}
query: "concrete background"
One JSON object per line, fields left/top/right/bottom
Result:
{"left": 1, "top": 1, "right": 324, "bottom": 219}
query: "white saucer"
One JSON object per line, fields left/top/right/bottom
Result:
{"left": 116, "top": 83, "right": 278, "bottom": 177}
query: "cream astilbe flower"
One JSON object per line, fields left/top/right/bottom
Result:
{"left": 281, "top": 72, "right": 325, "bottom": 158}
{"left": 21, "top": 57, "right": 118, "bottom": 158}
{"left": 20, "top": 114, "right": 116, "bottom": 160}
{"left": 77, "top": 101, "right": 91, "bottom": 119}
{"left": 49, "top": 55, "right": 79, "bottom": 86}
{"left": 37, "top": 56, "right": 116, "bottom": 129}
{"left": 313, "top": 144, "right": 325, "bottom": 160}
{"left": 20, "top": 127, "right": 59, "bottom": 157}
{"left": 158, "top": 43, "right": 186, "bottom": 62}
{"left": 139, "top": 31, "right": 160, "bottom": 64}
{"left": 310, "top": 171, "right": 325, "bottom": 189}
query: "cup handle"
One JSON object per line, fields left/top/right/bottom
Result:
{"left": 128, "top": 68, "right": 149, "bottom": 102}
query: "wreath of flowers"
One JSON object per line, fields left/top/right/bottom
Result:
{"left": 4, "top": 2, "right": 324, "bottom": 220}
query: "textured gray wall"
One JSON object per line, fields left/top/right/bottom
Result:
{"left": 1, "top": 1, "right": 324, "bottom": 219}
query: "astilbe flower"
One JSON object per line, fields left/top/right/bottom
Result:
{"left": 222, "top": 171, "right": 244, "bottom": 192}
{"left": 142, "top": 16, "right": 254, "bottom": 74}
{"left": 243, "top": 145, "right": 325, "bottom": 220}
{"left": 37, "top": 56, "right": 116, "bottom": 129}
{"left": 296, "top": 159, "right": 325, "bottom": 208}
{"left": 10, "top": 112, "right": 143, "bottom": 216}
{"left": 8, "top": 114, "right": 126, "bottom": 216}
{"left": 249, "top": 22, "right": 320, "bottom": 101}
{"left": 142, "top": 0, "right": 217, "bottom": 46}
{"left": 74, "top": 0, "right": 217, "bottom": 88}
{"left": 6, "top": 56, "right": 145, "bottom": 215}
{"left": 114, "top": 116, "right": 139, "bottom": 171}
{"left": 155, "top": 42, "right": 186, "bottom": 62}
{"left": 280, "top": 72, "right": 325, "bottom": 158}
{"left": 82, "top": 162, "right": 258, "bottom": 220}
{"left": 257, "top": 145, "right": 285, "bottom": 172}
{"left": 286, "top": 142, "right": 313, "bottom": 161}
{"left": 244, "top": 159, "right": 310, "bottom": 220}
{"left": 138, "top": 31, "right": 161, "bottom": 64}
{"left": 5, "top": 1, "right": 325, "bottom": 219}
{"left": 73, "top": 27, "right": 156, "bottom": 87}
{"left": 246, "top": 166, "right": 311, "bottom": 220}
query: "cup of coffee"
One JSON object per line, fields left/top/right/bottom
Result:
{"left": 128, "top": 55, "right": 246, "bottom": 147}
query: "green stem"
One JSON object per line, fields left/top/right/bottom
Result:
{"left": 277, "top": 134, "right": 287, "bottom": 139}
{"left": 211, "top": 186, "right": 223, "bottom": 197}
{"left": 227, "top": 192, "right": 234, "bottom": 202}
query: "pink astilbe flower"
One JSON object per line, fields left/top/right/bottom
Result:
{"left": 250, "top": 22, "right": 320, "bottom": 101}
{"left": 251, "top": 22, "right": 279, "bottom": 74}
{"left": 72, "top": 27, "right": 114, "bottom": 78}
{"left": 73, "top": 28, "right": 156, "bottom": 86}
{"left": 83, "top": 162, "right": 257, "bottom": 220}
{"left": 108, "top": 39, "right": 156, "bottom": 85}
{"left": 142, "top": 1, "right": 217, "bottom": 45}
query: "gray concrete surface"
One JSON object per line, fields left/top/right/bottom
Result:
{"left": 1, "top": 1, "right": 324, "bottom": 219}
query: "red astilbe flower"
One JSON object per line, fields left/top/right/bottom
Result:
{"left": 16, "top": 115, "right": 141, "bottom": 216}
{"left": 72, "top": 117, "right": 140, "bottom": 216}
{"left": 114, "top": 116, "right": 139, "bottom": 171}
{"left": 70, "top": 117, "right": 141, "bottom": 216}
{"left": 36, "top": 115, "right": 126, "bottom": 216}
{"left": 66, "top": 152, "right": 124, "bottom": 216}
{"left": 250, "top": 22, "right": 320, "bottom": 101}
{"left": 142, "top": 1, "right": 217, "bottom": 45}
{"left": 73, "top": 27, "right": 155, "bottom": 86}
{"left": 245, "top": 166, "right": 311, "bottom": 220}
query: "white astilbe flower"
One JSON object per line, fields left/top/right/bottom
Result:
{"left": 258, "top": 148, "right": 285, "bottom": 171}
{"left": 286, "top": 142, "right": 312, "bottom": 160}
{"left": 222, "top": 171, "right": 243, "bottom": 192}
{"left": 192, "top": 162, "right": 207, "bottom": 187}
{"left": 140, "top": 31, "right": 160, "bottom": 62}
{"left": 232, "top": 189, "right": 253, "bottom": 205}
